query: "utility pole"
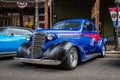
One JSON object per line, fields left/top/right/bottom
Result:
{"left": 44, "top": 0, "right": 48, "bottom": 29}
{"left": 49, "top": 0, "right": 53, "bottom": 27}
{"left": 114, "top": 0, "right": 120, "bottom": 51}
{"left": 35, "top": 0, "right": 39, "bottom": 29}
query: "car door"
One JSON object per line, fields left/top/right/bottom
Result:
{"left": 0, "top": 28, "right": 26, "bottom": 54}
{"left": 82, "top": 21, "right": 99, "bottom": 54}
{"left": 0, "top": 35, "right": 26, "bottom": 54}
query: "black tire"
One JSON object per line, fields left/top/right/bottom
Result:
{"left": 17, "top": 42, "right": 31, "bottom": 58}
{"left": 100, "top": 44, "right": 106, "bottom": 57}
{"left": 61, "top": 47, "right": 78, "bottom": 70}
{"left": 22, "top": 62, "right": 31, "bottom": 65}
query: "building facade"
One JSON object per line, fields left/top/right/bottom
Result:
{"left": 0, "top": 0, "right": 51, "bottom": 29}
{"left": 0, "top": 0, "right": 115, "bottom": 39}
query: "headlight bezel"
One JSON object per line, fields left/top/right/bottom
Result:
{"left": 47, "top": 33, "right": 54, "bottom": 41}
{"left": 26, "top": 35, "right": 31, "bottom": 41}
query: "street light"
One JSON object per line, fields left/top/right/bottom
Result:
{"left": 114, "top": 0, "right": 120, "bottom": 51}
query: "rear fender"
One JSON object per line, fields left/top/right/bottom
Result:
{"left": 68, "top": 40, "right": 89, "bottom": 62}
{"left": 96, "top": 38, "right": 106, "bottom": 53}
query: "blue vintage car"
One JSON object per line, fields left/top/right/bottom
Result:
{"left": 0, "top": 26, "right": 32, "bottom": 56}
{"left": 15, "top": 19, "right": 106, "bottom": 70}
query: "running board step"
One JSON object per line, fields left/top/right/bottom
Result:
{"left": 86, "top": 53, "right": 101, "bottom": 59}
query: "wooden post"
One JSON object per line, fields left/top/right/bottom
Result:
{"left": 44, "top": 0, "right": 48, "bottom": 29}
{"left": 20, "top": 8, "right": 23, "bottom": 27}
{"left": 95, "top": 0, "right": 100, "bottom": 32}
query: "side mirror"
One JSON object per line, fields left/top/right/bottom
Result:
{"left": 11, "top": 33, "right": 14, "bottom": 36}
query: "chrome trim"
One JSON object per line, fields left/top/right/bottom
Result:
{"left": 0, "top": 54, "right": 16, "bottom": 57}
{"left": 0, "top": 52, "right": 16, "bottom": 54}
{"left": 32, "top": 32, "right": 45, "bottom": 58}
{"left": 14, "top": 57, "right": 61, "bottom": 65}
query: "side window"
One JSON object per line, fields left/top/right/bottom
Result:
{"left": 66, "top": 21, "right": 80, "bottom": 30}
{"left": 83, "top": 22, "right": 93, "bottom": 31}
{"left": 3, "top": 29, "right": 11, "bottom": 35}
{"left": 53, "top": 21, "right": 80, "bottom": 30}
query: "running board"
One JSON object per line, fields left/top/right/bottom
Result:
{"left": 86, "top": 53, "right": 100, "bottom": 59}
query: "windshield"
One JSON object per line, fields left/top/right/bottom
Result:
{"left": 2, "top": 28, "right": 32, "bottom": 36}
{"left": 0, "top": 27, "right": 5, "bottom": 32}
{"left": 52, "top": 21, "right": 80, "bottom": 30}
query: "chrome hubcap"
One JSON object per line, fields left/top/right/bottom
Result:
{"left": 102, "top": 46, "right": 105, "bottom": 56}
{"left": 69, "top": 48, "right": 78, "bottom": 67}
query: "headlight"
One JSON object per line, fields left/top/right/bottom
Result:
{"left": 26, "top": 35, "right": 30, "bottom": 41}
{"left": 47, "top": 33, "right": 53, "bottom": 40}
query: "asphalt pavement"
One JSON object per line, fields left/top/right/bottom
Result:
{"left": 0, "top": 54, "right": 120, "bottom": 80}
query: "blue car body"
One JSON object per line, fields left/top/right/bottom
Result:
{"left": 0, "top": 27, "right": 32, "bottom": 55}
{"left": 15, "top": 19, "right": 106, "bottom": 70}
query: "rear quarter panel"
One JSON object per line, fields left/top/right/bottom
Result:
{"left": 96, "top": 37, "right": 106, "bottom": 53}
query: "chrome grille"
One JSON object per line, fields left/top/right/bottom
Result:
{"left": 31, "top": 32, "right": 45, "bottom": 58}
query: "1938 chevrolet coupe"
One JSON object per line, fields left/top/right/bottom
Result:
{"left": 15, "top": 19, "right": 106, "bottom": 70}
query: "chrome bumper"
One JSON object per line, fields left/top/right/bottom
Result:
{"left": 14, "top": 57, "right": 61, "bottom": 65}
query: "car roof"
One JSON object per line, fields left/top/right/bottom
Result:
{"left": 58, "top": 18, "right": 90, "bottom": 22}
{"left": 2, "top": 26, "right": 33, "bottom": 32}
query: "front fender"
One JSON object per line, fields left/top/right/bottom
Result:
{"left": 42, "top": 41, "right": 73, "bottom": 61}
{"left": 17, "top": 42, "right": 31, "bottom": 58}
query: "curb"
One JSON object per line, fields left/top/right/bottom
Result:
{"left": 106, "top": 50, "right": 120, "bottom": 54}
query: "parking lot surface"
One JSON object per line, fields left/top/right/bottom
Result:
{"left": 0, "top": 54, "right": 120, "bottom": 80}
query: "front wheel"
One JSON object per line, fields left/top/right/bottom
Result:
{"left": 61, "top": 47, "right": 78, "bottom": 70}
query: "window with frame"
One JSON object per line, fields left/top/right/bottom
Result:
{"left": 53, "top": 21, "right": 80, "bottom": 30}
{"left": 83, "top": 22, "right": 93, "bottom": 31}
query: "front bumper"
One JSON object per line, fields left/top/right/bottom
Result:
{"left": 14, "top": 57, "right": 61, "bottom": 65}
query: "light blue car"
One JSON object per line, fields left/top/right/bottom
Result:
{"left": 0, "top": 26, "right": 32, "bottom": 56}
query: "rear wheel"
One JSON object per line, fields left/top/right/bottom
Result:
{"left": 101, "top": 44, "right": 106, "bottom": 57}
{"left": 61, "top": 47, "right": 78, "bottom": 70}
